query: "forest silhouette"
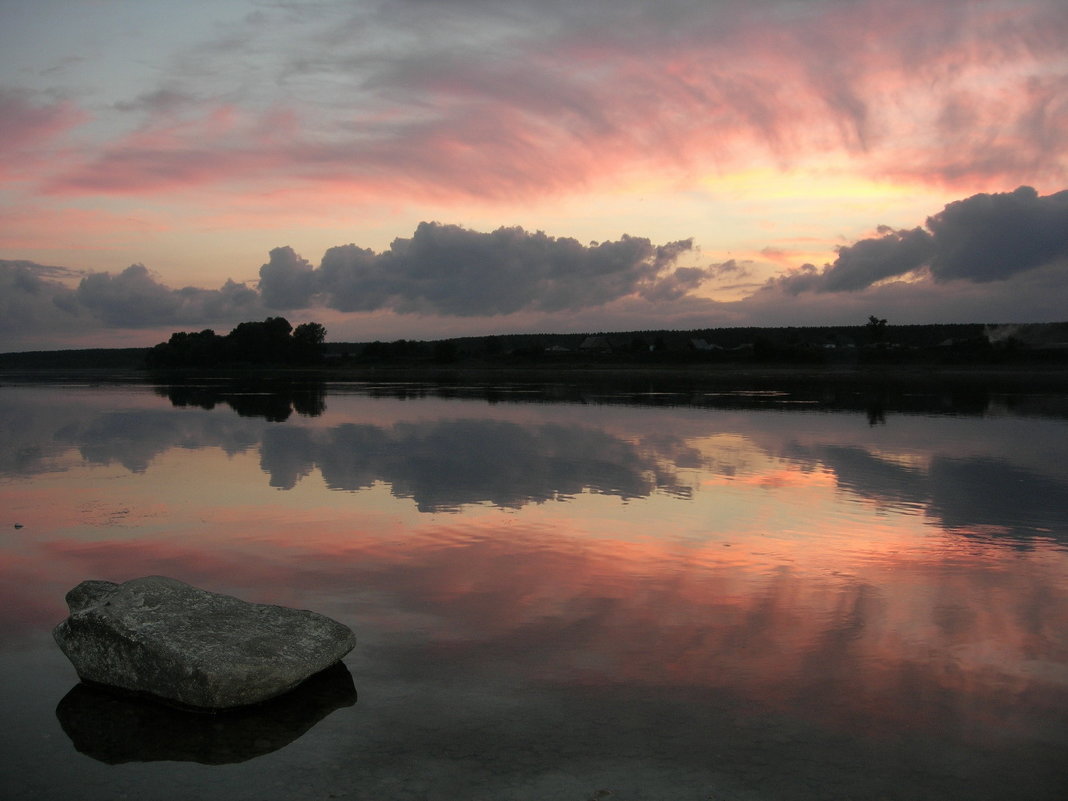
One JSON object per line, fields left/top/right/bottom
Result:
{"left": 145, "top": 318, "right": 326, "bottom": 368}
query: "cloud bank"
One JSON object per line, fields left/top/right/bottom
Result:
{"left": 0, "top": 224, "right": 702, "bottom": 350}
{"left": 77, "top": 265, "right": 262, "bottom": 327}
{"left": 0, "top": 260, "right": 264, "bottom": 350}
{"left": 3, "top": 185, "right": 1068, "bottom": 352}
{"left": 770, "top": 187, "right": 1068, "bottom": 294}
{"left": 259, "top": 223, "right": 698, "bottom": 315}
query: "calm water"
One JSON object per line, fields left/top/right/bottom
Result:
{"left": 2, "top": 379, "right": 1068, "bottom": 800}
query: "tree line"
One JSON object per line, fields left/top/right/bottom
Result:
{"left": 145, "top": 318, "right": 326, "bottom": 368}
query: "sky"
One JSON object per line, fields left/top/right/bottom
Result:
{"left": 1, "top": 0, "right": 1066, "bottom": 351}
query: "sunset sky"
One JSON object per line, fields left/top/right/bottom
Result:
{"left": 2, "top": 0, "right": 1067, "bottom": 351}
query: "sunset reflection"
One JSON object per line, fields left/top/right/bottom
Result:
{"left": 14, "top": 490, "right": 1068, "bottom": 743}
{"left": 3, "top": 384, "right": 1068, "bottom": 798}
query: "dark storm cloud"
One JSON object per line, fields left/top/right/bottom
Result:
{"left": 772, "top": 186, "right": 1068, "bottom": 295}
{"left": 258, "top": 222, "right": 698, "bottom": 315}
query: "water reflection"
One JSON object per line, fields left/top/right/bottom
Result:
{"left": 323, "top": 375, "right": 1068, "bottom": 419}
{"left": 157, "top": 381, "right": 327, "bottom": 421}
{"left": 30, "top": 522, "right": 1068, "bottom": 797}
{"left": 782, "top": 443, "right": 1068, "bottom": 543}
{"left": 2, "top": 382, "right": 1068, "bottom": 799}
{"left": 53, "top": 409, "right": 260, "bottom": 474}
{"left": 56, "top": 662, "right": 356, "bottom": 764}
{"left": 261, "top": 420, "right": 695, "bottom": 507}
{"left": 3, "top": 384, "right": 1066, "bottom": 541}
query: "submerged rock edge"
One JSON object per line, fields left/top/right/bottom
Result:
{"left": 53, "top": 576, "right": 356, "bottom": 710}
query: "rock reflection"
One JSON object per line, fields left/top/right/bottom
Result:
{"left": 55, "top": 661, "right": 356, "bottom": 764}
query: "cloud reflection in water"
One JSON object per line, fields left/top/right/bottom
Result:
{"left": 3, "top": 384, "right": 1068, "bottom": 798}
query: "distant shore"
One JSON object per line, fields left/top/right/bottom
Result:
{"left": 5, "top": 321, "right": 1067, "bottom": 384}
{"left": 3, "top": 360, "right": 1068, "bottom": 391}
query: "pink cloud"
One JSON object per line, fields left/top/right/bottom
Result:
{"left": 0, "top": 88, "right": 86, "bottom": 179}
{"left": 0, "top": 89, "right": 84, "bottom": 150}
{"left": 32, "top": 1, "right": 1066, "bottom": 210}
{"left": 45, "top": 104, "right": 287, "bottom": 195}
{"left": 0, "top": 205, "right": 170, "bottom": 251}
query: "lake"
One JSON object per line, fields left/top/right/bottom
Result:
{"left": 2, "top": 376, "right": 1067, "bottom": 800}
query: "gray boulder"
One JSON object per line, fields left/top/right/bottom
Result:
{"left": 53, "top": 576, "right": 356, "bottom": 710}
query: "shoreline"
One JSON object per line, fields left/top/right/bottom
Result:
{"left": 3, "top": 360, "right": 1068, "bottom": 389}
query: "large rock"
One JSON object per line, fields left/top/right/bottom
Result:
{"left": 53, "top": 576, "right": 356, "bottom": 710}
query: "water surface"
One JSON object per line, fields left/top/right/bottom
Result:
{"left": 2, "top": 379, "right": 1067, "bottom": 800}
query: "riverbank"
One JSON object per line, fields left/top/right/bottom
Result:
{"left": 3, "top": 359, "right": 1068, "bottom": 389}
{"left": 331, "top": 360, "right": 1068, "bottom": 388}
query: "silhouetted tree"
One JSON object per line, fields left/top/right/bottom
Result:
{"left": 433, "top": 340, "right": 459, "bottom": 363}
{"left": 865, "top": 315, "right": 889, "bottom": 344}
{"left": 227, "top": 317, "right": 293, "bottom": 363}
{"left": 145, "top": 329, "right": 224, "bottom": 368}
{"left": 146, "top": 318, "right": 327, "bottom": 368}
{"left": 292, "top": 322, "right": 327, "bottom": 363}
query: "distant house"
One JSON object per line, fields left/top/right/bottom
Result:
{"left": 690, "top": 338, "right": 723, "bottom": 351}
{"left": 985, "top": 323, "right": 1068, "bottom": 349}
{"left": 579, "top": 336, "right": 614, "bottom": 353}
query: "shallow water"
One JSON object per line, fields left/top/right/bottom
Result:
{"left": 2, "top": 379, "right": 1067, "bottom": 800}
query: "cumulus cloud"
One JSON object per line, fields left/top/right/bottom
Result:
{"left": 258, "top": 223, "right": 698, "bottom": 315}
{"left": 639, "top": 265, "right": 714, "bottom": 302}
{"left": 2, "top": 221, "right": 704, "bottom": 350}
{"left": 76, "top": 265, "right": 262, "bottom": 327}
{"left": 0, "top": 260, "right": 265, "bottom": 351}
{"left": 927, "top": 186, "right": 1068, "bottom": 282}
{"left": 0, "top": 261, "right": 83, "bottom": 339}
{"left": 771, "top": 187, "right": 1068, "bottom": 295}
{"left": 258, "top": 247, "right": 317, "bottom": 310}
{"left": 6, "top": 179, "right": 1068, "bottom": 353}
